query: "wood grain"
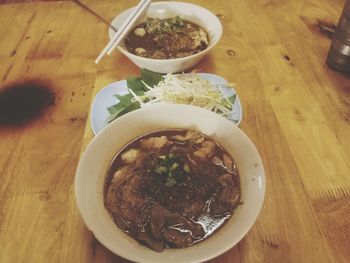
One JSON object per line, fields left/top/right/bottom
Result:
{"left": 0, "top": 0, "right": 349, "bottom": 262}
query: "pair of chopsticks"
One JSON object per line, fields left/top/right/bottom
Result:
{"left": 95, "top": 0, "right": 151, "bottom": 64}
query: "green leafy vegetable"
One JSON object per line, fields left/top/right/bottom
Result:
{"left": 106, "top": 93, "right": 140, "bottom": 123}
{"left": 105, "top": 102, "right": 139, "bottom": 124}
{"left": 141, "top": 68, "right": 163, "bottom": 87}
{"left": 127, "top": 77, "right": 147, "bottom": 95}
{"left": 114, "top": 93, "right": 134, "bottom": 106}
{"left": 227, "top": 94, "right": 236, "bottom": 105}
{"left": 106, "top": 69, "right": 163, "bottom": 124}
{"left": 107, "top": 102, "right": 125, "bottom": 115}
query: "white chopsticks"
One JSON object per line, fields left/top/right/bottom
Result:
{"left": 95, "top": 0, "right": 151, "bottom": 64}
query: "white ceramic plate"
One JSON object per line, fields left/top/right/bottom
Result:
{"left": 76, "top": 104, "right": 265, "bottom": 263}
{"left": 91, "top": 73, "right": 243, "bottom": 135}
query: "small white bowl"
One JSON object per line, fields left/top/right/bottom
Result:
{"left": 109, "top": 1, "right": 223, "bottom": 73}
{"left": 75, "top": 104, "right": 265, "bottom": 263}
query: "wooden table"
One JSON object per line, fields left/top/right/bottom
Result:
{"left": 0, "top": 0, "right": 349, "bottom": 262}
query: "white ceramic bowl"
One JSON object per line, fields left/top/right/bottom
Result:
{"left": 75, "top": 104, "right": 265, "bottom": 263}
{"left": 109, "top": 1, "right": 223, "bottom": 73}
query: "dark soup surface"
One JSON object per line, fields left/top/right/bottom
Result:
{"left": 124, "top": 16, "right": 209, "bottom": 59}
{"left": 104, "top": 129, "right": 240, "bottom": 252}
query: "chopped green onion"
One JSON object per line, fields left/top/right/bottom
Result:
{"left": 154, "top": 166, "right": 167, "bottom": 174}
{"left": 170, "top": 162, "right": 179, "bottom": 170}
{"left": 184, "top": 164, "right": 191, "bottom": 173}
{"left": 164, "top": 178, "right": 177, "bottom": 187}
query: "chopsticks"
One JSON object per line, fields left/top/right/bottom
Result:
{"left": 95, "top": 0, "right": 151, "bottom": 64}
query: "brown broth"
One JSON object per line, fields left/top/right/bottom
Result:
{"left": 104, "top": 129, "right": 240, "bottom": 252}
{"left": 124, "top": 17, "right": 209, "bottom": 59}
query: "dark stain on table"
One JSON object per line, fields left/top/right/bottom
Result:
{"left": 0, "top": 80, "right": 55, "bottom": 126}
{"left": 284, "top": 55, "right": 291, "bottom": 61}
{"left": 316, "top": 19, "right": 336, "bottom": 39}
{"left": 216, "top": 14, "right": 225, "bottom": 19}
{"left": 274, "top": 86, "right": 281, "bottom": 93}
{"left": 227, "top": 49, "right": 236, "bottom": 56}
{"left": 262, "top": 239, "right": 279, "bottom": 248}
{"left": 2, "top": 64, "right": 13, "bottom": 82}
{"left": 299, "top": 16, "right": 336, "bottom": 39}
{"left": 9, "top": 50, "right": 17, "bottom": 57}
{"left": 69, "top": 116, "right": 86, "bottom": 123}
{"left": 283, "top": 54, "right": 294, "bottom": 66}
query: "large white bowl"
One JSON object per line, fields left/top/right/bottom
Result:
{"left": 75, "top": 104, "right": 265, "bottom": 263}
{"left": 109, "top": 1, "right": 222, "bottom": 73}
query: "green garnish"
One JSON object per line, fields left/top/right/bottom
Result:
{"left": 154, "top": 166, "right": 168, "bottom": 174}
{"left": 106, "top": 69, "right": 162, "bottom": 124}
{"left": 105, "top": 101, "right": 139, "bottom": 123}
{"left": 227, "top": 94, "right": 236, "bottom": 104}
{"left": 146, "top": 16, "right": 185, "bottom": 34}
{"left": 164, "top": 178, "right": 177, "bottom": 187}
{"left": 170, "top": 162, "right": 179, "bottom": 170}
{"left": 184, "top": 164, "right": 191, "bottom": 173}
{"left": 152, "top": 153, "right": 191, "bottom": 187}
{"left": 141, "top": 67, "right": 163, "bottom": 87}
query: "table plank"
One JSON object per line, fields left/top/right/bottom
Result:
{"left": 0, "top": 0, "right": 349, "bottom": 262}
{"left": 0, "top": 1, "right": 104, "bottom": 262}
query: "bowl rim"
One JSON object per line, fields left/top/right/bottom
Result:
{"left": 75, "top": 104, "right": 265, "bottom": 263}
{"left": 109, "top": 1, "right": 223, "bottom": 62}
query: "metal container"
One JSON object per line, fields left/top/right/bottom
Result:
{"left": 326, "top": 0, "right": 350, "bottom": 73}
